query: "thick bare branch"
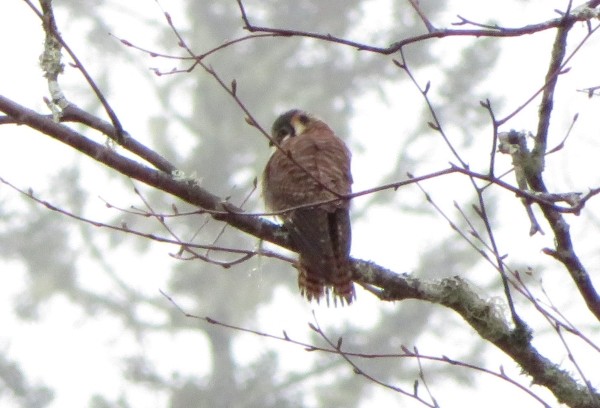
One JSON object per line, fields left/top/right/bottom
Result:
{"left": 356, "top": 260, "right": 600, "bottom": 408}
{"left": 519, "top": 18, "right": 600, "bottom": 321}
{"left": 0, "top": 94, "right": 285, "bottom": 250}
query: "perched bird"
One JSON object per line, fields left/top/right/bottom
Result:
{"left": 262, "top": 109, "right": 355, "bottom": 305}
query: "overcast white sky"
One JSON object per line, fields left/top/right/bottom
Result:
{"left": 1, "top": 1, "right": 599, "bottom": 407}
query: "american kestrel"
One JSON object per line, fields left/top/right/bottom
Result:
{"left": 262, "top": 109, "right": 354, "bottom": 305}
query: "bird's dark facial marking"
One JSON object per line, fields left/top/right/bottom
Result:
{"left": 271, "top": 109, "right": 303, "bottom": 146}
{"left": 298, "top": 113, "right": 310, "bottom": 125}
{"left": 278, "top": 128, "right": 290, "bottom": 139}
{"left": 276, "top": 124, "right": 294, "bottom": 142}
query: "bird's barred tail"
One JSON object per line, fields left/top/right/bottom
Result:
{"left": 298, "top": 263, "right": 355, "bottom": 306}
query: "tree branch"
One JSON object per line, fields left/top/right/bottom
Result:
{"left": 236, "top": 0, "right": 600, "bottom": 53}
{"left": 0, "top": 94, "right": 285, "bottom": 250}
{"left": 2, "top": 85, "right": 599, "bottom": 407}
{"left": 521, "top": 17, "right": 600, "bottom": 321}
{"left": 356, "top": 260, "right": 600, "bottom": 408}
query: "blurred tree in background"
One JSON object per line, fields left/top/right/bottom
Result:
{"left": 1, "top": 1, "right": 600, "bottom": 407}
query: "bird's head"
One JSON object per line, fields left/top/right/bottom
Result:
{"left": 270, "top": 109, "right": 314, "bottom": 146}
